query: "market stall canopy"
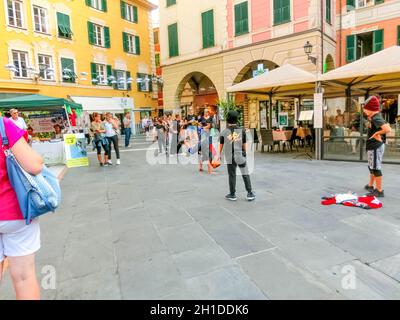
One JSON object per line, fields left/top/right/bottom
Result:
{"left": 321, "top": 46, "right": 400, "bottom": 94}
{"left": 226, "top": 64, "right": 321, "bottom": 97}
{"left": 71, "top": 96, "right": 130, "bottom": 113}
{"left": 0, "top": 94, "right": 82, "bottom": 111}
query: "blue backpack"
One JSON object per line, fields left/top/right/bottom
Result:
{"left": 0, "top": 117, "right": 61, "bottom": 225}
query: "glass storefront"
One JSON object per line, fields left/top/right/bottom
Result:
{"left": 322, "top": 96, "right": 400, "bottom": 163}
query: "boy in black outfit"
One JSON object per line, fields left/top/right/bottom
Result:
{"left": 219, "top": 110, "right": 255, "bottom": 201}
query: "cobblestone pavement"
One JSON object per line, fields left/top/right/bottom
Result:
{"left": 1, "top": 137, "right": 400, "bottom": 299}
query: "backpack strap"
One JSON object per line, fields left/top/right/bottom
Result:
{"left": 0, "top": 117, "right": 9, "bottom": 147}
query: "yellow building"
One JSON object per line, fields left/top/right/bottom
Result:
{"left": 0, "top": 0, "right": 157, "bottom": 123}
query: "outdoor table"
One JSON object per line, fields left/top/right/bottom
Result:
{"left": 273, "top": 130, "right": 288, "bottom": 142}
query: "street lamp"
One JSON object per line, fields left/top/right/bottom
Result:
{"left": 304, "top": 41, "right": 317, "bottom": 65}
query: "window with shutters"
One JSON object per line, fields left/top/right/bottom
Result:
{"left": 234, "top": 2, "right": 249, "bottom": 36}
{"left": 121, "top": 1, "right": 138, "bottom": 23}
{"left": 346, "top": 30, "right": 384, "bottom": 62}
{"left": 274, "top": 0, "right": 291, "bottom": 26}
{"left": 166, "top": 0, "right": 176, "bottom": 7}
{"left": 123, "top": 33, "right": 140, "bottom": 55}
{"left": 397, "top": 26, "right": 400, "bottom": 46}
{"left": 33, "top": 6, "right": 48, "bottom": 34}
{"left": 7, "top": 0, "right": 24, "bottom": 28}
{"left": 202, "top": 10, "right": 215, "bottom": 49}
{"left": 57, "top": 12, "right": 73, "bottom": 39}
{"left": 326, "top": 0, "right": 331, "bottom": 24}
{"left": 115, "top": 70, "right": 128, "bottom": 90}
{"left": 87, "top": 0, "right": 107, "bottom": 12}
{"left": 96, "top": 64, "right": 108, "bottom": 85}
{"left": 61, "top": 57, "right": 76, "bottom": 83}
{"left": 168, "top": 23, "right": 179, "bottom": 57}
{"left": 93, "top": 24, "right": 104, "bottom": 46}
{"left": 12, "top": 50, "right": 29, "bottom": 78}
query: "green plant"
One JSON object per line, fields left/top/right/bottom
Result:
{"left": 217, "top": 98, "right": 243, "bottom": 126}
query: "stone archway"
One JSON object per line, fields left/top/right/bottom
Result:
{"left": 176, "top": 71, "right": 220, "bottom": 116}
{"left": 232, "top": 60, "right": 279, "bottom": 85}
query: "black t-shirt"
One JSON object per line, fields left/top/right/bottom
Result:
{"left": 186, "top": 114, "right": 196, "bottom": 123}
{"left": 220, "top": 125, "right": 247, "bottom": 164}
{"left": 366, "top": 113, "right": 386, "bottom": 150}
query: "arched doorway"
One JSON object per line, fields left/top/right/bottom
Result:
{"left": 176, "top": 72, "right": 219, "bottom": 117}
{"left": 324, "top": 54, "right": 335, "bottom": 73}
{"left": 231, "top": 60, "right": 279, "bottom": 130}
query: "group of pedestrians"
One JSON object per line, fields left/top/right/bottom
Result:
{"left": 90, "top": 112, "right": 121, "bottom": 167}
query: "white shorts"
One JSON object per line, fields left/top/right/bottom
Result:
{"left": 0, "top": 219, "right": 40, "bottom": 262}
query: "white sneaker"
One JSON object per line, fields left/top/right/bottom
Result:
{"left": 108, "top": 160, "right": 113, "bottom": 165}
{"left": 116, "top": 159, "right": 121, "bottom": 165}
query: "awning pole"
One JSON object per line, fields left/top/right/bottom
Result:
{"left": 315, "top": 81, "right": 323, "bottom": 160}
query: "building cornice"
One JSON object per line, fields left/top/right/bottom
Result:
{"left": 131, "top": 0, "right": 158, "bottom": 11}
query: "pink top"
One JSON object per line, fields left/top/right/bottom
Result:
{"left": 0, "top": 117, "right": 25, "bottom": 221}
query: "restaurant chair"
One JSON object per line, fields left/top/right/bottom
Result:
{"left": 260, "top": 128, "right": 280, "bottom": 152}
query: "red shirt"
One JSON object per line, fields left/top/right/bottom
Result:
{"left": 0, "top": 117, "right": 25, "bottom": 220}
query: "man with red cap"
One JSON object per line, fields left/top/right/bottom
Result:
{"left": 363, "top": 95, "right": 391, "bottom": 198}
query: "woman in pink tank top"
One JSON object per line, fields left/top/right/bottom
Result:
{"left": 0, "top": 116, "right": 44, "bottom": 300}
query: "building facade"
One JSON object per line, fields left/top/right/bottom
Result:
{"left": 160, "top": 0, "right": 337, "bottom": 128}
{"left": 153, "top": 26, "right": 164, "bottom": 114}
{"left": 0, "top": 0, "right": 157, "bottom": 123}
{"left": 336, "top": 0, "right": 400, "bottom": 67}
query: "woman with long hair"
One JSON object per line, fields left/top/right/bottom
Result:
{"left": 90, "top": 112, "right": 109, "bottom": 167}
{"left": 104, "top": 113, "right": 121, "bottom": 165}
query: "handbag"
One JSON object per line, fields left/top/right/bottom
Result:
{"left": 0, "top": 117, "right": 61, "bottom": 225}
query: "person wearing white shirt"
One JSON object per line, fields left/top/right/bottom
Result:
{"left": 9, "top": 109, "right": 27, "bottom": 130}
{"left": 104, "top": 113, "right": 120, "bottom": 165}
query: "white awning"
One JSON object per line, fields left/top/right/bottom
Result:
{"left": 70, "top": 96, "right": 133, "bottom": 113}
{"left": 226, "top": 64, "right": 320, "bottom": 95}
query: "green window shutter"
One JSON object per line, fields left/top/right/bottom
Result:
{"left": 88, "top": 22, "right": 95, "bottom": 45}
{"left": 112, "top": 70, "right": 118, "bottom": 90}
{"left": 137, "top": 72, "right": 142, "bottom": 91}
{"left": 373, "top": 29, "right": 384, "bottom": 53}
{"left": 326, "top": 0, "right": 331, "bottom": 24}
{"left": 274, "top": 0, "right": 282, "bottom": 25}
{"left": 135, "top": 36, "right": 141, "bottom": 55}
{"left": 85, "top": 0, "right": 91, "bottom": 6}
{"left": 91, "top": 62, "right": 98, "bottom": 85}
{"left": 121, "top": 1, "right": 126, "bottom": 19}
{"left": 397, "top": 25, "right": 400, "bottom": 46}
{"left": 346, "top": 0, "right": 355, "bottom": 11}
{"left": 166, "top": 0, "right": 176, "bottom": 7}
{"left": 104, "top": 26, "right": 111, "bottom": 48}
{"left": 375, "top": 0, "right": 384, "bottom": 4}
{"left": 126, "top": 71, "right": 131, "bottom": 91}
{"left": 122, "top": 32, "right": 128, "bottom": 52}
{"left": 133, "top": 6, "right": 138, "bottom": 23}
{"left": 282, "top": 0, "right": 290, "bottom": 23}
{"left": 346, "top": 34, "right": 356, "bottom": 62}
{"left": 57, "top": 13, "right": 72, "bottom": 38}
{"left": 241, "top": 2, "right": 248, "bottom": 34}
{"left": 235, "top": 2, "right": 248, "bottom": 36}
{"left": 107, "top": 65, "right": 112, "bottom": 86}
{"left": 102, "top": 0, "right": 107, "bottom": 12}
{"left": 155, "top": 54, "right": 160, "bottom": 66}
{"left": 61, "top": 58, "right": 75, "bottom": 83}
{"left": 168, "top": 23, "right": 179, "bottom": 57}
{"left": 202, "top": 10, "right": 214, "bottom": 49}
